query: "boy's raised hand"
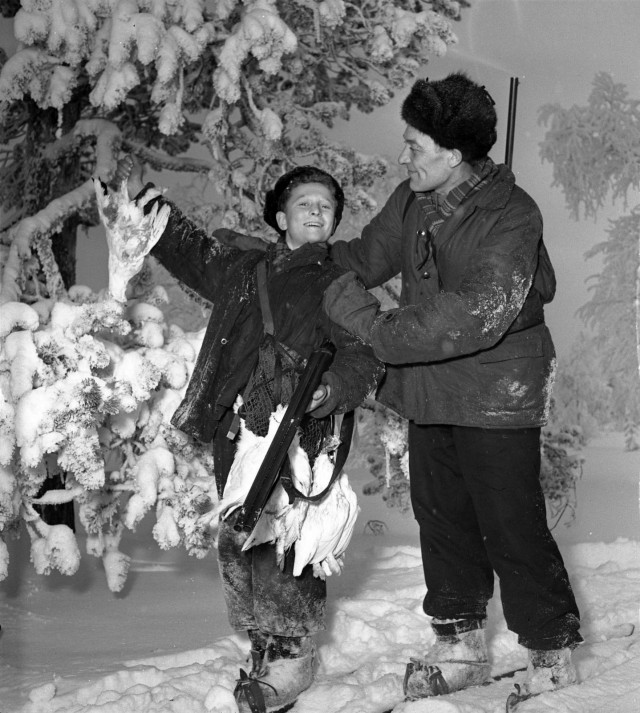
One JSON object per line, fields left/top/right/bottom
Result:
{"left": 110, "top": 154, "right": 145, "bottom": 199}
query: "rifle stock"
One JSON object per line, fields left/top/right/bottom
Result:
{"left": 233, "top": 342, "right": 335, "bottom": 533}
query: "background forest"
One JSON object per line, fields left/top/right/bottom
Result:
{"left": 0, "top": 0, "right": 638, "bottom": 596}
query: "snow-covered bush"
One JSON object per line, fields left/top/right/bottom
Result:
{"left": 540, "top": 424, "right": 585, "bottom": 530}
{"left": 358, "top": 403, "right": 411, "bottom": 515}
{"left": 0, "top": 286, "right": 218, "bottom": 591}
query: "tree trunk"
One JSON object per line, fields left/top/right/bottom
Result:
{"left": 51, "top": 218, "right": 78, "bottom": 289}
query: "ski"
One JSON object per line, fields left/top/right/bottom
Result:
{"left": 504, "top": 622, "right": 636, "bottom": 712}
{"left": 505, "top": 683, "right": 539, "bottom": 712}
{"left": 379, "top": 667, "right": 527, "bottom": 713}
{"left": 382, "top": 622, "right": 635, "bottom": 713}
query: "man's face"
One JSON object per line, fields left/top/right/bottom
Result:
{"left": 276, "top": 182, "right": 337, "bottom": 250}
{"left": 399, "top": 125, "right": 458, "bottom": 194}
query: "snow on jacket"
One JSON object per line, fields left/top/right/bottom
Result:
{"left": 149, "top": 201, "right": 383, "bottom": 442}
{"left": 330, "top": 164, "right": 556, "bottom": 428}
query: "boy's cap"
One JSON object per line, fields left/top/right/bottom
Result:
{"left": 401, "top": 72, "right": 497, "bottom": 161}
{"left": 264, "top": 165, "right": 345, "bottom": 236}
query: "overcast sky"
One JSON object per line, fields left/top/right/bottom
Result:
{"left": 334, "top": 0, "right": 640, "bottom": 357}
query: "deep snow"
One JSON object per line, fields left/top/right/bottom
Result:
{"left": 0, "top": 432, "right": 638, "bottom": 713}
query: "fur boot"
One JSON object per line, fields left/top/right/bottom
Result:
{"left": 403, "top": 618, "right": 491, "bottom": 699}
{"left": 235, "top": 631, "right": 316, "bottom": 712}
{"left": 523, "top": 647, "right": 577, "bottom": 695}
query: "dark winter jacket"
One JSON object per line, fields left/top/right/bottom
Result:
{"left": 149, "top": 203, "right": 383, "bottom": 443}
{"left": 330, "top": 164, "right": 556, "bottom": 428}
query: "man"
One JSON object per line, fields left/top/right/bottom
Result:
{"left": 323, "top": 72, "right": 582, "bottom": 702}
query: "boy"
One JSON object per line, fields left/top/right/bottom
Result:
{"left": 106, "top": 162, "right": 383, "bottom": 711}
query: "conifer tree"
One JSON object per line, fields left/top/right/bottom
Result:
{"left": 539, "top": 72, "right": 640, "bottom": 450}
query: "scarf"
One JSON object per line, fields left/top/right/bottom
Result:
{"left": 414, "top": 157, "right": 497, "bottom": 271}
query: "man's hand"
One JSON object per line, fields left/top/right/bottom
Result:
{"left": 323, "top": 272, "right": 381, "bottom": 344}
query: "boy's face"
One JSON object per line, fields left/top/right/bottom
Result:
{"left": 276, "top": 182, "right": 337, "bottom": 250}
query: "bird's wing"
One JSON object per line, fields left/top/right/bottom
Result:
{"left": 216, "top": 405, "right": 287, "bottom": 519}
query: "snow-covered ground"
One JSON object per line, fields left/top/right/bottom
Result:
{"left": 1, "top": 432, "right": 638, "bottom": 713}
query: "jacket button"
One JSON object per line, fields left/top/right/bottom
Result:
{"left": 422, "top": 271, "right": 430, "bottom": 279}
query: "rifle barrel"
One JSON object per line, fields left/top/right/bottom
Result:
{"left": 505, "top": 76, "right": 519, "bottom": 170}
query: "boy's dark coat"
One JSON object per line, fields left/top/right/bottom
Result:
{"left": 150, "top": 204, "right": 383, "bottom": 443}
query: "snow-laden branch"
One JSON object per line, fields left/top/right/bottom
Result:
{"left": 31, "top": 487, "right": 85, "bottom": 505}
{"left": 122, "top": 138, "right": 214, "bottom": 174}
{"left": 0, "top": 120, "right": 121, "bottom": 305}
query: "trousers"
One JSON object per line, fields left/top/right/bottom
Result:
{"left": 408, "top": 423, "right": 582, "bottom": 650}
{"left": 212, "top": 410, "right": 326, "bottom": 637}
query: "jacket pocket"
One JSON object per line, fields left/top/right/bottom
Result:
{"left": 478, "top": 329, "right": 544, "bottom": 364}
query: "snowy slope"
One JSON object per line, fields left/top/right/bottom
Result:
{"left": 0, "top": 433, "right": 638, "bottom": 713}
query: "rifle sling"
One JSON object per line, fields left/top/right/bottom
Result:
{"left": 257, "top": 257, "right": 291, "bottom": 404}
{"left": 280, "top": 410, "right": 354, "bottom": 503}
{"left": 256, "top": 259, "right": 275, "bottom": 336}
{"left": 227, "top": 259, "right": 277, "bottom": 440}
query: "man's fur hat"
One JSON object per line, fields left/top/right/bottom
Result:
{"left": 401, "top": 72, "right": 498, "bottom": 161}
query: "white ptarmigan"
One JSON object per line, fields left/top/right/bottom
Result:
{"left": 216, "top": 407, "right": 359, "bottom": 578}
{"left": 93, "top": 176, "right": 170, "bottom": 302}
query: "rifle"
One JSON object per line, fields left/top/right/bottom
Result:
{"left": 233, "top": 341, "right": 335, "bottom": 534}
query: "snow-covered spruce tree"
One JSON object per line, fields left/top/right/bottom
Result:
{"left": 578, "top": 212, "right": 640, "bottom": 440}
{"left": 0, "top": 1, "right": 468, "bottom": 589}
{"left": 624, "top": 420, "right": 639, "bottom": 451}
{"left": 539, "top": 72, "right": 640, "bottom": 451}
{"left": 551, "top": 332, "right": 613, "bottom": 440}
